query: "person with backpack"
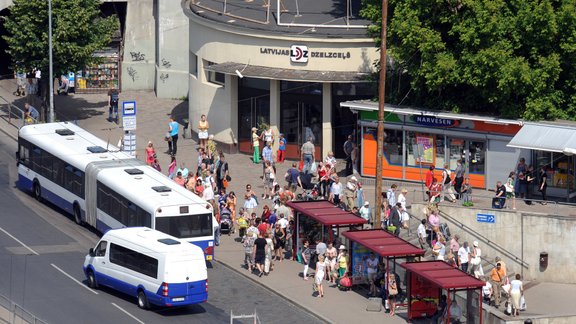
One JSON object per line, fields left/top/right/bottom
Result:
{"left": 442, "top": 163, "right": 456, "bottom": 202}
{"left": 107, "top": 88, "right": 120, "bottom": 123}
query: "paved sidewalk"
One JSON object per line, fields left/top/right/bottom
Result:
{"left": 2, "top": 79, "right": 576, "bottom": 323}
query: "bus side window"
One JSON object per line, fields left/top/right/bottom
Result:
{"left": 95, "top": 241, "right": 107, "bottom": 257}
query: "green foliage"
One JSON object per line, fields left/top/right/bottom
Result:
{"left": 360, "top": 0, "right": 576, "bottom": 121}
{"left": 3, "top": 0, "right": 119, "bottom": 76}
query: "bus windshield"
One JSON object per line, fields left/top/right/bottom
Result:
{"left": 155, "top": 213, "right": 213, "bottom": 239}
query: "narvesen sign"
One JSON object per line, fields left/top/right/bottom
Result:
{"left": 410, "top": 115, "right": 459, "bottom": 128}
{"left": 259, "top": 46, "right": 351, "bottom": 63}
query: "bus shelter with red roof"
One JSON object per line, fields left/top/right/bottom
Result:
{"left": 341, "top": 229, "right": 425, "bottom": 291}
{"left": 286, "top": 200, "right": 367, "bottom": 259}
{"left": 401, "top": 261, "right": 486, "bottom": 323}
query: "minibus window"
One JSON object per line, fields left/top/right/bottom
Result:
{"left": 95, "top": 241, "right": 107, "bottom": 257}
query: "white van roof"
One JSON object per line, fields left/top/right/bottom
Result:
{"left": 102, "top": 227, "right": 205, "bottom": 256}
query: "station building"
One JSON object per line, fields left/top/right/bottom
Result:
{"left": 183, "top": 0, "right": 378, "bottom": 158}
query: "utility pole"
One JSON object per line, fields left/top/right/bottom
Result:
{"left": 48, "top": 0, "right": 55, "bottom": 123}
{"left": 374, "top": 0, "right": 388, "bottom": 229}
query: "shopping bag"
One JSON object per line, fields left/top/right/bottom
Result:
{"left": 520, "top": 295, "right": 526, "bottom": 311}
{"left": 298, "top": 160, "right": 304, "bottom": 171}
{"left": 312, "top": 282, "right": 318, "bottom": 292}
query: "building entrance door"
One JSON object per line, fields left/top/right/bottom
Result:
{"left": 280, "top": 81, "right": 323, "bottom": 160}
{"left": 238, "top": 78, "right": 270, "bottom": 154}
{"left": 280, "top": 99, "right": 322, "bottom": 160}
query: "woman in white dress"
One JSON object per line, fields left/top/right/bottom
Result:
{"left": 315, "top": 255, "right": 328, "bottom": 297}
{"left": 264, "top": 231, "right": 274, "bottom": 275}
{"left": 510, "top": 274, "right": 524, "bottom": 316}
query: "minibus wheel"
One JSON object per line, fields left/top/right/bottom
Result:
{"left": 137, "top": 290, "right": 149, "bottom": 310}
{"left": 87, "top": 270, "right": 98, "bottom": 289}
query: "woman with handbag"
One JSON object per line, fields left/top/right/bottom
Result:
{"left": 510, "top": 274, "right": 524, "bottom": 316}
{"left": 388, "top": 273, "right": 398, "bottom": 316}
{"left": 505, "top": 172, "right": 517, "bottom": 209}
{"left": 469, "top": 241, "right": 484, "bottom": 278}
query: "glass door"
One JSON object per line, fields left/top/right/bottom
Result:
{"left": 280, "top": 82, "right": 323, "bottom": 160}
{"left": 238, "top": 78, "right": 270, "bottom": 154}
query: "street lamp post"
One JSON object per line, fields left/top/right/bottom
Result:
{"left": 374, "top": 0, "right": 388, "bottom": 229}
{"left": 48, "top": 0, "right": 54, "bottom": 123}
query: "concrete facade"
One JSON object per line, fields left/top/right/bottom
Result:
{"left": 412, "top": 202, "right": 576, "bottom": 284}
{"left": 153, "top": 0, "right": 189, "bottom": 98}
{"left": 121, "top": 0, "right": 156, "bottom": 92}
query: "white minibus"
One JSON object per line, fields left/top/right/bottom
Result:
{"left": 83, "top": 227, "right": 208, "bottom": 309}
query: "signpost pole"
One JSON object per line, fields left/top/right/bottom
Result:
{"left": 375, "top": 0, "right": 388, "bottom": 229}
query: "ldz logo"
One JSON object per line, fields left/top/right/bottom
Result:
{"left": 290, "top": 45, "right": 309, "bottom": 63}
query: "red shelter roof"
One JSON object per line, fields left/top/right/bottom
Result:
{"left": 286, "top": 200, "right": 367, "bottom": 226}
{"left": 401, "top": 261, "right": 486, "bottom": 290}
{"left": 342, "top": 229, "right": 425, "bottom": 258}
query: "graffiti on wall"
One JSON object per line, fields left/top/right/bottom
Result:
{"left": 130, "top": 51, "right": 146, "bottom": 61}
{"left": 161, "top": 58, "right": 172, "bottom": 69}
{"left": 160, "top": 73, "right": 169, "bottom": 83}
{"left": 127, "top": 67, "right": 138, "bottom": 81}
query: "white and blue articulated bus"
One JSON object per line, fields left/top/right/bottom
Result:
{"left": 84, "top": 227, "right": 208, "bottom": 309}
{"left": 17, "top": 122, "right": 215, "bottom": 260}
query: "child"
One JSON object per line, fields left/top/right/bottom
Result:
{"left": 243, "top": 232, "right": 256, "bottom": 272}
{"left": 277, "top": 133, "right": 286, "bottom": 163}
{"left": 238, "top": 213, "right": 249, "bottom": 239}
{"left": 461, "top": 177, "right": 472, "bottom": 203}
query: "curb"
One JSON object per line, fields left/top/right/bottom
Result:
{"left": 0, "top": 121, "right": 18, "bottom": 142}
{"left": 215, "top": 259, "right": 332, "bottom": 324}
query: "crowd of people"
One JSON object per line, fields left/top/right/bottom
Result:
{"left": 493, "top": 157, "right": 549, "bottom": 209}
{"left": 417, "top": 203, "right": 526, "bottom": 317}
{"left": 147, "top": 120, "right": 527, "bottom": 319}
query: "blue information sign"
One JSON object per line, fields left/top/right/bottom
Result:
{"left": 477, "top": 213, "right": 495, "bottom": 223}
{"left": 122, "top": 101, "right": 136, "bottom": 116}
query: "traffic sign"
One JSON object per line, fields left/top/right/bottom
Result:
{"left": 476, "top": 213, "right": 495, "bottom": 223}
{"left": 122, "top": 101, "right": 137, "bottom": 131}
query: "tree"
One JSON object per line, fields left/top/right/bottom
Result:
{"left": 2, "top": 0, "right": 119, "bottom": 119}
{"left": 360, "top": 0, "right": 576, "bottom": 121}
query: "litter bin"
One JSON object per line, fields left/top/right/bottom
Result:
{"left": 539, "top": 252, "right": 548, "bottom": 271}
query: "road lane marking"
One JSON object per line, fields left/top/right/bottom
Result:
{"left": 111, "top": 303, "right": 145, "bottom": 324}
{"left": 50, "top": 263, "right": 98, "bottom": 295}
{"left": 0, "top": 226, "right": 39, "bottom": 255}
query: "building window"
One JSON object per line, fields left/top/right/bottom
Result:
{"left": 204, "top": 60, "right": 225, "bottom": 86}
{"left": 384, "top": 129, "right": 403, "bottom": 165}
{"left": 190, "top": 52, "right": 198, "bottom": 77}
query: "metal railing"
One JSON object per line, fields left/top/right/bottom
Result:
{"left": 405, "top": 188, "right": 531, "bottom": 270}
{"left": 0, "top": 95, "right": 38, "bottom": 128}
{"left": 0, "top": 293, "right": 48, "bottom": 324}
{"left": 190, "top": 0, "right": 271, "bottom": 25}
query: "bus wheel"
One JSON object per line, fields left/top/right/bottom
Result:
{"left": 73, "top": 204, "right": 83, "bottom": 225}
{"left": 33, "top": 182, "right": 42, "bottom": 202}
{"left": 87, "top": 270, "right": 98, "bottom": 289}
{"left": 137, "top": 290, "right": 150, "bottom": 310}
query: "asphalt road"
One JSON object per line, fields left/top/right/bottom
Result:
{"left": 0, "top": 133, "right": 322, "bottom": 324}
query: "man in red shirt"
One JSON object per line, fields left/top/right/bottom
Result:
{"left": 425, "top": 166, "right": 435, "bottom": 189}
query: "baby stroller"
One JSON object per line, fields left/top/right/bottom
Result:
{"left": 219, "top": 206, "right": 233, "bottom": 235}
{"left": 297, "top": 172, "right": 320, "bottom": 201}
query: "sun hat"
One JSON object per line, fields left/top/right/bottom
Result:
{"left": 364, "top": 201, "right": 369, "bottom": 206}
{"left": 350, "top": 176, "right": 357, "bottom": 182}
{"left": 402, "top": 188, "right": 408, "bottom": 193}
{"left": 473, "top": 241, "right": 479, "bottom": 247}
{"left": 339, "top": 245, "right": 346, "bottom": 250}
